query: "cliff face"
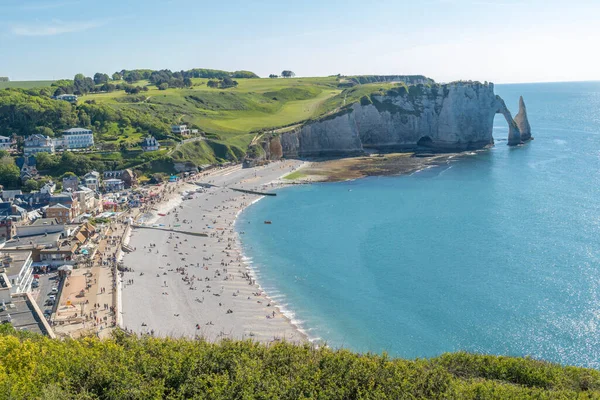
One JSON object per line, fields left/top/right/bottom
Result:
{"left": 252, "top": 82, "right": 531, "bottom": 161}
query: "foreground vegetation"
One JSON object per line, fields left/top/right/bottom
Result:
{"left": 0, "top": 327, "right": 598, "bottom": 399}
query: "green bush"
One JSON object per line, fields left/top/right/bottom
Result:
{"left": 0, "top": 327, "right": 598, "bottom": 399}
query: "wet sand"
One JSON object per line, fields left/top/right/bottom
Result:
{"left": 121, "top": 160, "right": 307, "bottom": 342}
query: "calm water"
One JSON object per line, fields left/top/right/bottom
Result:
{"left": 237, "top": 82, "right": 600, "bottom": 368}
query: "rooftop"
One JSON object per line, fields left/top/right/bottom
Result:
{"left": 4, "top": 232, "right": 62, "bottom": 249}
{"left": 63, "top": 128, "right": 92, "bottom": 134}
{"left": 31, "top": 218, "right": 60, "bottom": 226}
{"left": 0, "top": 251, "right": 31, "bottom": 278}
{"left": 0, "top": 295, "right": 50, "bottom": 336}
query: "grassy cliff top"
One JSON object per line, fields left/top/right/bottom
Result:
{"left": 0, "top": 327, "right": 598, "bottom": 399}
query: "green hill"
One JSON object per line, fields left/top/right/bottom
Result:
{"left": 0, "top": 327, "right": 598, "bottom": 399}
{"left": 0, "top": 80, "right": 55, "bottom": 89}
{"left": 0, "top": 72, "right": 434, "bottom": 176}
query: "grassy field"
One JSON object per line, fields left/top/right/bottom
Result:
{"left": 0, "top": 80, "right": 55, "bottom": 89}
{"left": 84, "top": 77, "right": 342, "bottom": 137}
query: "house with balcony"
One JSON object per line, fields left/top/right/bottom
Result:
{"left": 104, "top": 179, "right": 125, "bottom": 192}
{"left": 39, "top": 181, "right": 56, "bottom": 195}
{"left": 83, "top": 171, "right": 100, "bottom": 191}
{"left": 24, "top": 134, "right": 54, "bottom": 156}
{"left": 103, "top": 169, "right": 137, "bottom": 188}
{"left": 171, "top": 125, "right": 190, "bottom": 136}
{"left": 0, "top": 251, "right": 34, "bottom": 294}
{"left": 61, "top": 128, "right": 94, "bottom": 150}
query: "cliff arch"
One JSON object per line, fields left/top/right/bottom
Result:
{"left": 495, "top": 97, "right": 522, "bottom": 146}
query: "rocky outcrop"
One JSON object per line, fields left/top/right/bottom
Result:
{"left": 248, "top": 82, "right": 531, "bottom": 163}
{"left": 514, "top": 96, "right": 532, "bottom": 141}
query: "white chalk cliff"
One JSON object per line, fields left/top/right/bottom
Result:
{"left": 252, "top": 82, "right": 531, "bottom": 161}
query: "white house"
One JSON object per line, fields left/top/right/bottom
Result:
{"left": 141, "top": 136, "right": 160, "bottom": 152}
{"left": 61, "top": 128, "right": 94, "bottom": 149}
{"left": 24, "top": 134, "right": 54, "bottom": 155}
{"left": 0, "top": 136, "right": 12, "bottom": 151}
{"left": 54, "top": 94, "right": 78, "bottom": 103}
{"left": 39, "top": 181, "right": 56, "bottom": 195}
{"left": 82, "top": 171, "right": 100, "bottom": 191}
{"left": 104, "top": 179, "right": 125, "bottom": 192}
{"left": 171, "top": 125, "right": 190, "bottom": 136}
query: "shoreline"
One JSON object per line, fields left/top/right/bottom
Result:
{"left": 119, "top": 150, "right": 478, "bottom": 344}
{"left": 120, "top": 161, "right": 309, "bottom": 343}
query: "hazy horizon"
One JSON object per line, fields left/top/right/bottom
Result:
{"left": 2, "top": 0, "right": 599, "bottom": 84}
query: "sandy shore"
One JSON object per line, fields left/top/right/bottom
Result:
{"left": 121, "top": 160, "right": 307, "bottom": 343}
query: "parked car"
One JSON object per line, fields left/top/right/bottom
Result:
{"left": 49, "top": 287, "right": 58, "bottom": 294}
{"left": 48, "top": 295, "right": 56, "bottom": 301}
{"left": 44, "top": 299, "right": 54, "bottom": 306}
{"left": 31, "top": 280, "right": 39, "bottom": 289}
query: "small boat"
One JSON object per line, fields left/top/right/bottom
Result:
{"left": 264, "top": 220, "right": 272, "bottom": 225}
{"left": 158, "top": 213, "right": 166, "bottom": 216}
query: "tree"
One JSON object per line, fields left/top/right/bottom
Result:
{"left": 0, "top": 157, "right": 20, "bottom": 188}
{"left": 93, "top": 73, "right": 109, "bottom": 85}
{"left": 269, "top": 74, "right": 278, "bottom": 79}
{"left": 281, "top": 70, "right": 295, "bottom": 78}
{"left": 206, "top": 80, "right": 219, "bottom": 88}
{"left": 112, "top": 72, "right": 121, "bottom": 81}
{"left": 22, "top": 179, "right": 38, "bottom": 193}
{"left": 158, "top": 83, "right": 169, "bottom": 91}
{"left": 35, "top": 126, "right": 55, "bottom": 138}
{"left": 183, "top": 77, "right": 193, "bottom": 88}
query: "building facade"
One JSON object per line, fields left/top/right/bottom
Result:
{"left": 171, "top": 125, "right": 190, "bottom": 136}
{"left": 54, "top": 94, "right": 77, "bottom": 103}
{"left": 61, "top": 128, "right": 94, "bottom": 149}
{"left": 83, "top": 171, "right": 100, "bottom": 191}
{"left": 141, "top": 136, "right": 160, "bottom": 151}
{"left": 104, "top": 179, "right": 125, "bottom": 192}
{"left": 45, "top": 204, "right": 73, "bottom": 224}
{"left": 24, "top": 135, "right": 55, "bottom": 156}
{"left": 0, "top": 136, "right": 12, "bottom": 151}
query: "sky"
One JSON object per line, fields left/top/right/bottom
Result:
{"left": 1, "top": 0, "right": 599, "bottom": 83}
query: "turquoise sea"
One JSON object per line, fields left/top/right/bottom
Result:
{"left": 237, "top": 82, "right": 600, "bottom": 368}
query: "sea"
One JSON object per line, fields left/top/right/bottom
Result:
{"left": 237, "top": 81, "right": 600, "bottom": 368}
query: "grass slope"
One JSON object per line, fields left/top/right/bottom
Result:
{"left": 0, "top": 328, "right": 598, "bottom": 399}
{"left": 0, "top": 80, "right": 55, "bottom": 89}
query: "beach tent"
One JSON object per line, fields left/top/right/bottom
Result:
{"left": 58, "top": 265, "right": 73, "bottom": 271}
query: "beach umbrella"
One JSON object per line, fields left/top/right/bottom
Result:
{"left": 58, "top": 265, "right": 74, "bottom": 271}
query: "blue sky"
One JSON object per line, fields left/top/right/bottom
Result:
{"left": 1, "top": 0, "right": 599, "bottom": 83}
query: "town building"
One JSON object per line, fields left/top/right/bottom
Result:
{"left": 15, "top": 156, "right": 38, "bottom": 178}
{"left": 24, "top": 134, "right": 55, "bottom": 156}
{"left": 45, "top": 204, "right": 73, "bottom": 224}
{"left": 62, "top": 176, "right": 79, "bottom": 193}
{"left": 0, "top": 216, "right": 15, "bottom": 240}
{"left": 15, "top": 218, "right": 64, "bottom": 238}
{"left": 74, "top": 186, "right": 102, "bottom": 215}
{"left": 0, "top": 190, "right": 22, "bottom": 202}
{"left": 0, "top": 251, "right": 34, "bottom": 294}
{"left": 0, "top": 136, "right": 12, "bottom": 151}
{"left": 54, "top": 94, "right": 77, "bottom": 103}
{"left": 48, "top": 193, "right": 80, "bottom": 220}
{"left": 39, "top": 181, "right": 56, "bottom": 195}
{"left": 61, "top": 128, "right": 94, "bottom": 149}
{"left": 141, "top": 136, "right": 160, "bottom": 151}
{"left": 14, "top": 192, "right": 51, "bottom": 211}
{"left": 104, "top": 179, "right": 125, "bottom": 192}
{"left": 103, "top": 169, "right": 137, "bottom": 188}
{"left": 82, "top": 171, "right": 100, "bottom": 191}
{"left": 171, "top": 124, "right": 190, "bottom": 136}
